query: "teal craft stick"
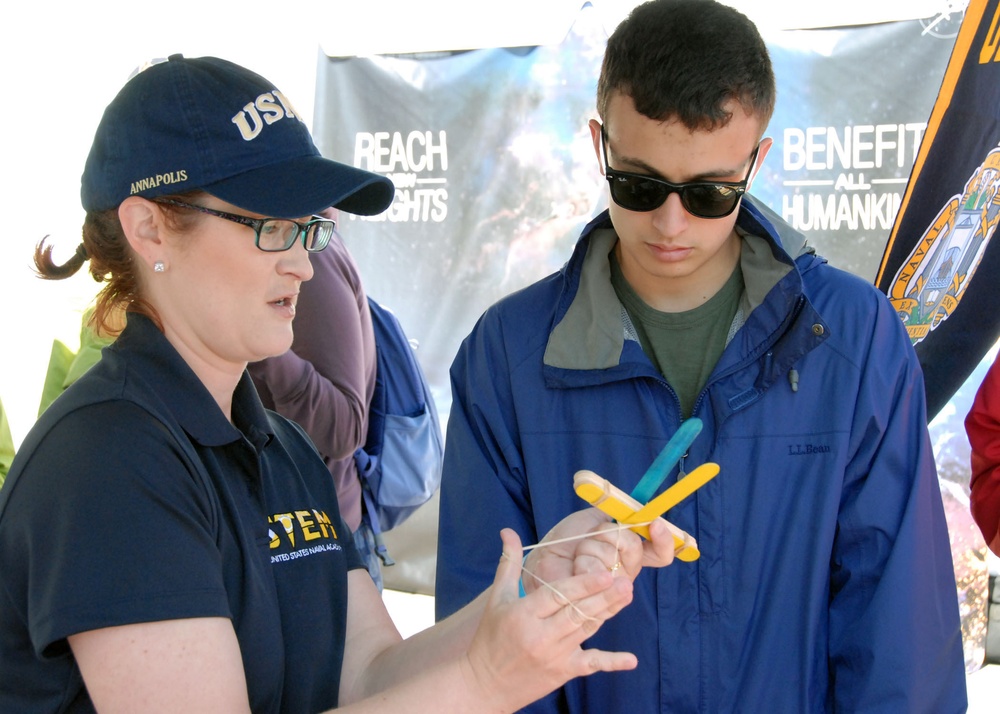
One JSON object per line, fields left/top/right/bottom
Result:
{"left": 630, "top": 418, "right": 703, "bottom": 503}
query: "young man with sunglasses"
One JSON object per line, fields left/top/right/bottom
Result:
{"left": 435, "top": 0, "right": 967, "bottom": 711}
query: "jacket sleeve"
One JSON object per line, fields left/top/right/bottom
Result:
{"left": 965, "top": 353, "right": 1000, "bottom": 554}
{"left": 434, "top": 309, "right": 537, "bottom": 621}
{"left": 248, "top": 236, "right": 374, "bottom": 462}
{"left": 829, "top": 292, "right": 967, "bottom": 712}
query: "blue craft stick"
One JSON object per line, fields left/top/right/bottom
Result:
{"left": 630, "top": 418, "right": 703, "bottom": 503}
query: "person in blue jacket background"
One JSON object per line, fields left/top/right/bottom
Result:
{"left": 435, "top": 0, "right": 968, "bottom": 711}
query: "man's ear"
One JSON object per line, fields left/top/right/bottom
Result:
{"left": 588, "top": 118, "right": 605, "bottom": 175}
{"left": 118, "top": 197, "right": 165, "bottom": 271}
{"left": 748, "top": 136, "right": 774, "bottom": 188}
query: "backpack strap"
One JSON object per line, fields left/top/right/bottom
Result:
{"left": 356, "top": 449, "right": 396, "bottom": 566}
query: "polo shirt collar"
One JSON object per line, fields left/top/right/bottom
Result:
{"left": 114, "top": 313, "right": 275, "bottom": 448}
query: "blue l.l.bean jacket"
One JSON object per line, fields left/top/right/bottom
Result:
{"left": 436, "top": 199, "right": 967, "bottom": 713}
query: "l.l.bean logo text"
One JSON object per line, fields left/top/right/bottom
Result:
{"left": 787, "top": 443, "right": 832, "bottom": 455}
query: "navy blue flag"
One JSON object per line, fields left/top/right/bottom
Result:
{"left": 876, "top": 0, "right": 1000, "bottom": 420}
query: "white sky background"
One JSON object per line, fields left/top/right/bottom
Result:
{"left": 0, "top": 0, "right": 956, "bottom": 445}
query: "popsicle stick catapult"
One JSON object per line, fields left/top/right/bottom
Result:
{"left": 573, "top": 418, "right": 719, "bottom": 562}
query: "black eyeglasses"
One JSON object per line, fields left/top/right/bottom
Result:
{"left": 153, "top": 199, "right": 337, "bottom": 253}
{"left": 600, "top": 126, "right": 759, "bottom": 218}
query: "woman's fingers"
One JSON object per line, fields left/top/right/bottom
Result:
{"left": 567, "top": 648, "right": 638, "bottom": 676}
{"left": 519, "top": 505, "right": 678, "bottom": 612}
{"left": 466, "top": 528, "right": 640, "bottom": 710}
{"left": 522, "top": 571, "right": 634, "bottom": 650}
{"left": 562, "top": 517, "right": 645, "bottom": 580}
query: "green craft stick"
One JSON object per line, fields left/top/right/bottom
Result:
{"left": 630, "top": 418, "right": 703, "bottom": 503}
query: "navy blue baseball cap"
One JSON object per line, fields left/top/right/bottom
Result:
{"left": 81, "top": 54, "right": 394, "bottom": 218}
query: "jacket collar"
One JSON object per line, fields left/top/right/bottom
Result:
{"left": 543, "top": 197, "right": 810, "bottom": 371}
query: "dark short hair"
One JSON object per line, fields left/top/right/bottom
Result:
{"left": 597, "top": 0, "right": 775, "bottom": 132}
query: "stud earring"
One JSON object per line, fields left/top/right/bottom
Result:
{"left": 153, "top": 261, "right": 165, "bottom": 273}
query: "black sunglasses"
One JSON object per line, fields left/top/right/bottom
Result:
{"left": 600, "top": 126, "right": 759, "bottom": 218}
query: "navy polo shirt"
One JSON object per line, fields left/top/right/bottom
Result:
{"left": 0, "top": 314, "right": 364, "bottom": 713}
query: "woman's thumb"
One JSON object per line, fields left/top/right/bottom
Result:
{"left": 494, "top": 527, "right": 525, "bottom": 598}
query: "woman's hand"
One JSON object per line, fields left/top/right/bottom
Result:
{"left": 522, "top": 508, "right": 676, "bottom": 597}
{"left": 337, "top": 513, "right": 678, "bottom": 712}
{"left": 462, "top": 529, "right": 636, "bottom": 711}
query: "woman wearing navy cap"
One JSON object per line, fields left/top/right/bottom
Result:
{"left": 0, "top": 55, "right": 676, "bottom": 713}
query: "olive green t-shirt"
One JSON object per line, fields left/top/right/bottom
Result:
{"left": 610, "top": 253, "right": 743, "bottom": 418}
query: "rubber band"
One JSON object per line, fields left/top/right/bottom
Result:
{"left": 520, "top": 521, "right": 652, "bottom": 551}
{"left": 513, "top": 520, "right": 633, "bottom": 616}
{"left": 519, "top": 565, "right": 599, "bottom": 623}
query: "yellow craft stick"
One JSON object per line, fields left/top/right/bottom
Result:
{"left": 623, "top": 462, "right": 720, "bottom": 527}
{"left": 573, "top": 470, "right": 703, "bottom": 561}
{"left": 574, "top": 471, "right": 642, "bottom": 522}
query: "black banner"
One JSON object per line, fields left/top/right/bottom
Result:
{"left": 877, "top": 0, "right": 1000, "bottom": 420}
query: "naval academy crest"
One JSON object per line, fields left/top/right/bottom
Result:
{"left": 887, "top": 145, "right": 1000, "bottom": 344}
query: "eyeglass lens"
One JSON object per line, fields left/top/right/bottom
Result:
{"left": 257, "top": 219, "right": 336, "bottom": 253}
